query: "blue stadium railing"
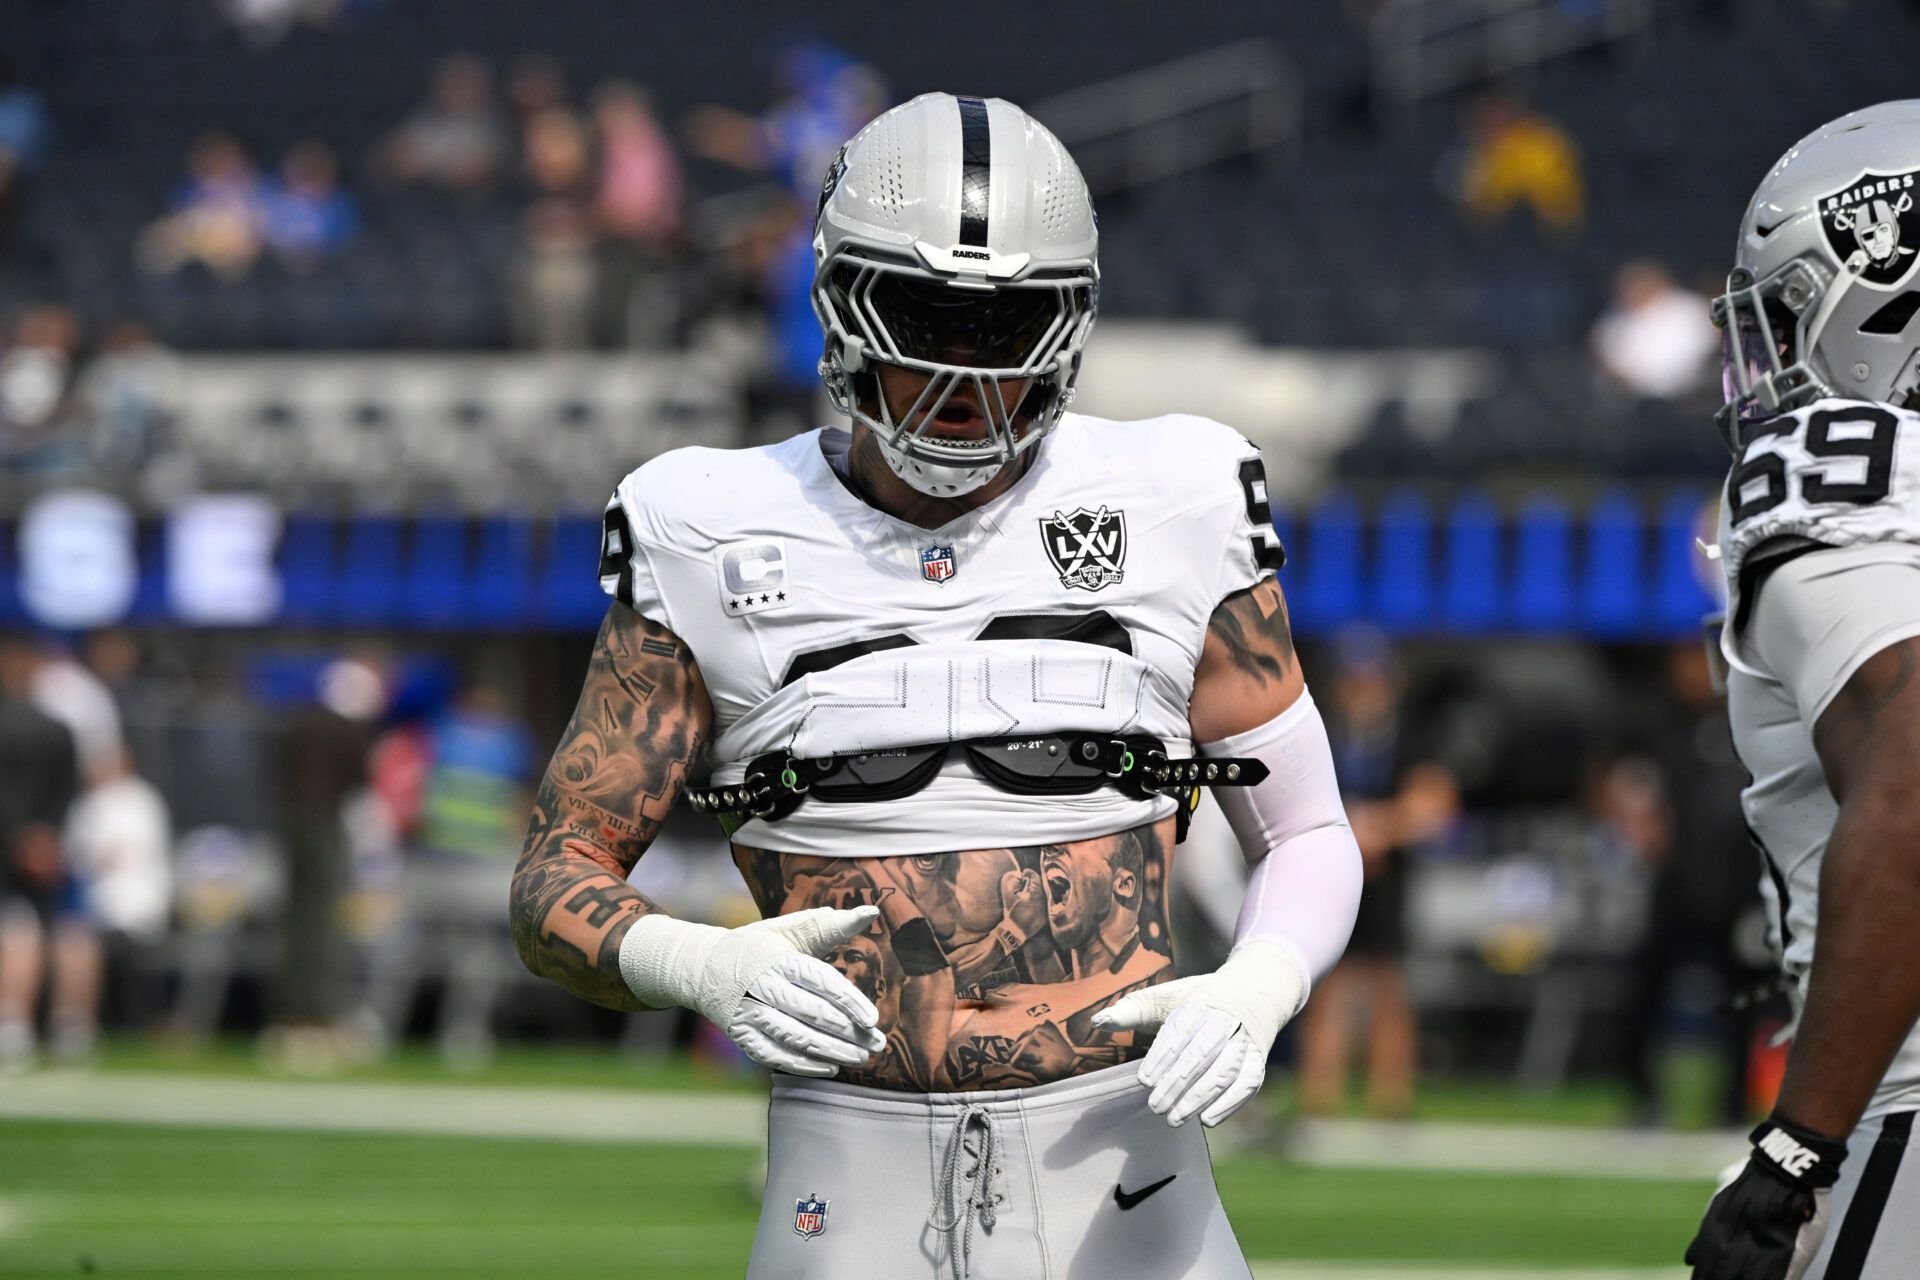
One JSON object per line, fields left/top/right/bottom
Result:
{"left": 0, "top": 490, "right": 1724, "bottom": 639}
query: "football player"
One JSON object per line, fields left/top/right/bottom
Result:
{"left": 511, "top": 92, "right": 1363, "bottom": 1277}
{"left": 1687, "top": 100, "right": 1920, "bottom": 1280}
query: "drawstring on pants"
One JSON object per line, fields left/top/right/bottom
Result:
{"left": 929, "top": 1105, "right": 1001, "bottom": 1280}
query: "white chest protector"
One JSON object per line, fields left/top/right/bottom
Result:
{"left": 599, "top": 413, "right": 1282, "bottom": 856}
{"left": 1718, "top": 396, "right": 1920, "bottom": 1118}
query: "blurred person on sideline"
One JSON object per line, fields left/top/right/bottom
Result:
{"left": 593, "top": 81, "right": 683, "bottom": 349}
{"left": 137, "top": 132, "right": 268, "bottom": 280}
{"left": 262, "top": 140, "right": 359, "bottom": 270}
{"left": 25, "top": 638, "right": 129, "bottom": 1064}
{"left": 1444, "top": 90, "right": 1585, "bottom": 242}
{"left": 361, "top": 679, "right": 533, "bottom": 1062}
{"left": 0, "top": 640, "right": 82, "bottom": 1071}
{"left": 375, "top": 54, "right": 507, "bottom": 192}
{"left": 63, "top": 745, "right": 170, "bottom": 1037}
{"left": 1297, "top": 628, "right": 1457, "bottom": 1118}
{"left": 1591, "top": 260, "right": 1719, "bottom": 402}
{"left": 0, "top": 304, "right": 81, "bottom": 468}
{"left": 264, "top": 655, "right": 383, "bottom": 1072}
{"left": 1610, "top": 643, "right": 1763, "bottom": 1129}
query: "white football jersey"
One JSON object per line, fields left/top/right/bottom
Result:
{"left": 599, "top": 412, "right": 1284, "bottom": 857}
{"left": 1718, "top": 396, "right": 1920, "bottom": 1118}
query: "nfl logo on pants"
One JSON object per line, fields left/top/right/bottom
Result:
{"left": 920, "top": 544, "right": 957, "bottom": 583}
{"left": 793, "top": 1194, "right": 829, "bottom": 1240}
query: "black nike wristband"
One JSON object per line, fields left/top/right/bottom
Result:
{"left": 1748, "top": 1112, "right": 1848, "bottom": 1190}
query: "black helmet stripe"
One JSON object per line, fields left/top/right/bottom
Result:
{"left": 956, "top": 95, "right": 991, "bottom": 246}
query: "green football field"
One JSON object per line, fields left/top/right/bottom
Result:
{"left": 0, "top": 1043, "right": 1716, "bottom": 1278}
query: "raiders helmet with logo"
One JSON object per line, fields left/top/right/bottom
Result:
{"left": 1714, "top": 99, "right": 1920, "bottom": 447}
{"left": 812, "top": 93, "right": 1099, "bottom": 497}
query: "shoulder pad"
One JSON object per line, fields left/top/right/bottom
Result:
{"left": 1722, "top": 398, "right": 1920, "bottom": 634}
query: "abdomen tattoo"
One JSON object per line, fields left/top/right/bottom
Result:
{"left": 732, "top": 816, "right": 1177, "bottom": 1092}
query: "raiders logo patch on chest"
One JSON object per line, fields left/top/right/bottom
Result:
{"left": 1819, "top": 168, "right": 1920, "bottom": 289}
{"left": 1041, "top": 506, "right": 1126, "bottom": 592}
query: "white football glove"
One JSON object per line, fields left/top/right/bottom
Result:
{"left": 619, "top": 905, "right": 888, "bottom": 1077}
{"left": 1092, "top": 939, "right": 1309, "bottom": 1128}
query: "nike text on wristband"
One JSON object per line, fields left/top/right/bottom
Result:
{"left": 1751, "top": 1115, "right": 1847, "bottom": 1189}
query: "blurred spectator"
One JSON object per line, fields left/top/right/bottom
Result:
{"left": 0, "top": 305, "right": 81, "bottom": 466}
{"left": 1446, "top": 92, "right": 1585, "bottom": 241}
{"left": 594, "top": 83, "right": 680, "bottom": 249}
{"left": 1298, "top": 628, "right": 1458, "bottom": 1118}
{"left": 1591, "top": 260, "right": 1718, "bottom": 401}
{"left": 1615, "top": 643, "right": 1767, "bottom": 1128}
{"left": 684, "top": 41, "right": 886, "bottom": 199}
{"left": 509, "top": 197, "right": 597, "bottom": 349}
{"left": 263, "top": 140, "right": 360, "bottom": 270}
{"left": 376, "top": 54, "right": 508, "bottom": 192}
{"left": 522, "top": 106, "right": 591, "bottom": 197}
{"left": 0, "top": 640, "right": 83, "bottom": 1072}
{"left": 686, "top": 43, "right": 885, "bottom": 405}
{"left": 138, "top": 132, "right": 269, "bottom": 279}
{"left": 417, "top": 682, "right": 534, "bottom": 863}
{"left": 74, "top": 317, "right": 183, "bottom": 484}
{"left": 507, "top": 53, "right": 571, "bottom": 146}
{"left": 594, "top": 82, "right": 683, "bottom": 348}
{"left": 0, "top": 62, "right": 50, "bottom": 252}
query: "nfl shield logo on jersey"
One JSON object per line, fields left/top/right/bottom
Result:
{"left": 792, "top": 1194, "right": 829, "bottom": 1240}
{"left": 920, "top": 544, "right": 957, "bottom": 584}
{"left": 1041, "top": 506, "right": 1127, "bottom": 591}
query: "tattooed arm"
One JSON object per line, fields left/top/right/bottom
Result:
{"left": 1188, "top": 575, "right": 1307, "bottom": 742}
{"left": 510, "top": 602, "right": 712, "bottom": 1011}
{"left": 1775, "top": 636, "right": 1920, "bottom": 1137}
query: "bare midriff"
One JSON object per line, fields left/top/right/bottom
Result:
{"left": 732, "top": 813, "right": 1178, "bottom": 1092}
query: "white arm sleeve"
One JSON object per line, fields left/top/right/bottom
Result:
{"left": 1744, "top": 542, "right": 1920, "bottom": 727}
{"left": 1199, "top": 689, "right": 1364, "bottom": 981}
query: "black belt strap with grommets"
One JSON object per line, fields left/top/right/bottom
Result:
{"left": 683, "top": 733, "right": 1268, "bottom": 840}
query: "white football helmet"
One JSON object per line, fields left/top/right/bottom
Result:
{"left": 1715, "top": 99, "right": 1920, "bottom": 447}
{"left": 812, "top": 92, "right": 1099, "bottom": 497}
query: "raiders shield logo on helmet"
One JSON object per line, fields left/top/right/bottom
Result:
{"left": 792, "top": 1194, "right": 829, "bottom": 1240}
{"left": 1819, "top": 169, "right": 1920, "bottom": 289}
{"left": 1041, "top": 506, "right": 1127, "bottom": 591}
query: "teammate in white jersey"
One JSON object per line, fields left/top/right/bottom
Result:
{"left": 510, "top": 92, "right": 1362, "bottom": 1278}
{"left": 1687, "top": 101, "right": 1920, "bottom": 1280}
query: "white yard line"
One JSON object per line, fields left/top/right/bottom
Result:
{"left": 1251, "top": 1268, "right": 1684, "bottom": 1280}
{"left": 0, "top": 1071, "right": 766, "bottom": 1147}
{"left": 1283, "top": 1117, "right": 1743, "bottom": 1183}
{"left": 0, "top": 1072, "right": 1741, "bottom": 1181}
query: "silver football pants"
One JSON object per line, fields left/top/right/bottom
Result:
{"left": 1804, "top": 1109, "right": 1919, "bottom": 1280}
{"left": 746, "top": 1061, "right": 1249, "bottom": 1280}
